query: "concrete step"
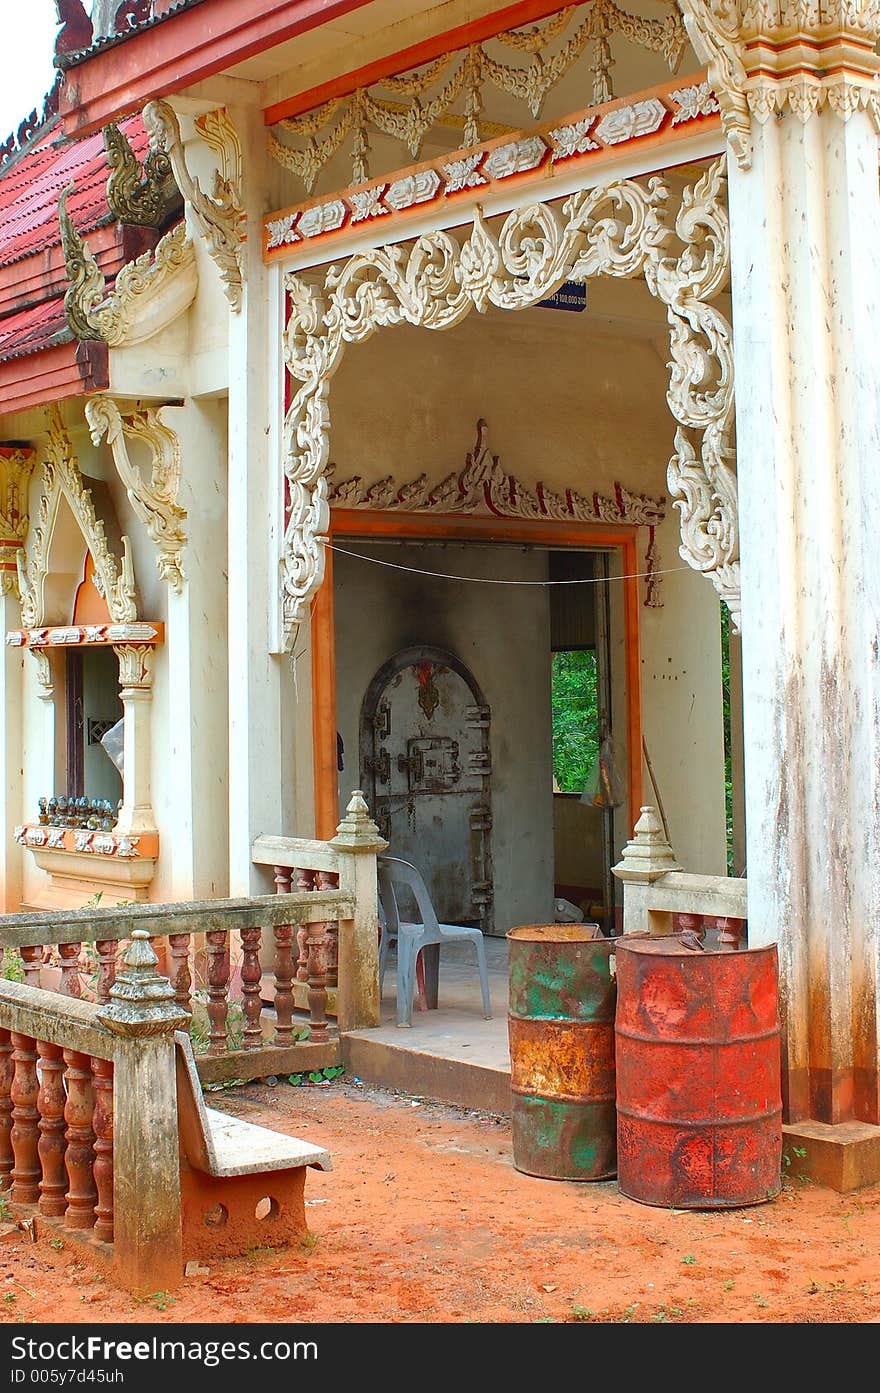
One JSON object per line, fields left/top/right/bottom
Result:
{"left": 342, "top": 1012, "right": 511, "bottom": 1116}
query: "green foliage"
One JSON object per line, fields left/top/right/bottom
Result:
{"left": 288, "top": 1065, "right": 345, "bottom": 1086}
{"left": 0, "top": 949, "right": 23, "bottom": 984}
{"left": 551, "top": 649, "right": 599, "bottom": 794}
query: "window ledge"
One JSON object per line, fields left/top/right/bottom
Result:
{"left": 15, "top": 825, "right": 158, "bottom": 906}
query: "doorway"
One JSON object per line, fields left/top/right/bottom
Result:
{"left": 321, "top": 515, "right": 642, "bottom": 937}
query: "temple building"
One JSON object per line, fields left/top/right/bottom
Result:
{"left": 0, "top": 0, "right": 877, "bottom": 1183}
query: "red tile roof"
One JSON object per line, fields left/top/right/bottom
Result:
{"left": 0, "top": 112, "right": 146, "bottom": 385}
{"left": 0, "top": 298, "right": 70, "bottom": 364}
{"left": 0, "top": 115, "right": 149, "bottom": 269}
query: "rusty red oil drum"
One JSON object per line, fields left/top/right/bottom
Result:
{"left": 507, "top": 925, "right": 616, "bottom": 1181}
{"left": 614, "top": 935, "right": 782, "bottom": 1209}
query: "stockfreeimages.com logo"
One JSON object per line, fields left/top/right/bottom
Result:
{"left": 10, "top": 1336, "right": 317, "bottom": 1371}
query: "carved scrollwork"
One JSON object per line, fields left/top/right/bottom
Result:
{"left": 59, "top": 184, "right": 107, "bottom": 342}
{"left": 18, "top": 410, "right": 138, "bottom": 630}
{"left": 0, "top": 449, "right": 36, "bottom": 596}
{"left": 270, "top": 0, "right": 688, "bottom": 193}
{"left": 85, "top": 397, "right": 187, "bottom": 592}
{"left": 281, "top": 164, "right": 738, "bottom": 646}
{"left": 103, "top": 121, "right": 181, "bottom": 228}
{"left": 677, "top": 0, "right": 880, "bottom": 169}
{"left": 143, "top": 100, "right": 245, "bottom": 312}
{"left": 59, "top": 201, "right": 196, "bottom": 346}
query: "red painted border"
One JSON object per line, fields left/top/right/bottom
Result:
{"left": 60, "top": 0, "right": 381, "bottom": 137}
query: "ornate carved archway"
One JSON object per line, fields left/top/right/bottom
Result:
{"left": 280, "top": 158, "right": 738, "bottom": 650}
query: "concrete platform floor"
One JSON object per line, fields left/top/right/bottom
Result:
{"left": 343, "top": 936, "right": 514, "bottom": 1115}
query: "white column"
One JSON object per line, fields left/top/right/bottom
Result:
{"left": 729, "top": 104, "right": 880, "bottom": 1125}
{"left": 0, "top": 591, "right": 23, "bottom": 910}
{"left": 226, "top": 104, "right": 295, "bottom": 895}
{"left": 113, "top": 645, "right": 155, "bottom": 835}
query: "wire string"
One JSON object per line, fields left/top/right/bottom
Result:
{"left": 328, "top": 541, "right": 690, "bottom": 588}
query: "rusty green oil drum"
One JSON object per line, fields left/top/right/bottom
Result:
{"left": 507, "top": 925, "right": 617, "bottom": 1180}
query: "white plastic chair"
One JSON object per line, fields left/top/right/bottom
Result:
{"left": 377, "top": 855, "right": 492, "bottom": 1029}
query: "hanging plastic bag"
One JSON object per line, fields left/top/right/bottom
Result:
{"left": 100, "top": 717, "right": 125, "bottom": 776}
{"left": 581, "top": 734, "right": 625, "bottom": 808}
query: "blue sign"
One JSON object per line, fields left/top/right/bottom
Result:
{"left": 538, "top": 281, "right": 586, "bottom": 313}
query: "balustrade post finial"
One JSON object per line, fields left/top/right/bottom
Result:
{"left": 612, "top": 805, "right": 682, "bottom": 884}
{"left": 96, "top": 930, "right": 188, "bottom": 1036}
{"left": 329, "top": 790, "right": 388, "bottom": 855}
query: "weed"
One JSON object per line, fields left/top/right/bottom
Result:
{"left": 723, "top": 1279, "right": 735, "bottom": 1292}
{"left": 0, "top": 949, "right": 23, "bottom": 984}
{"left": 681, "top": 1254, "right": 697, "bottom": 1265}
{"left": 570, "top": 1306, "right": 595, "bottom": 1322}
{"left": 49, "top": 1238, "right": 64, "bottom": 1251}
{"left": 136, "top": 1291, "right": 175, "bottom": 1312}
{"left": 754, "top": 1293, "right": 768, "bottom": 1308}
{"left": 3, "top": 1293, "right": 14, "bottom": 1303}
{"left": 300, "top": 1232, "right": 320, "bottom": 1252}
{"left": 288, "top": 1065, "right": 345, "bottom": 1086}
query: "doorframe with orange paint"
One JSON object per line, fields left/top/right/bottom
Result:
{"left": 311, "top": 508, "right": 644, "bottom": 843}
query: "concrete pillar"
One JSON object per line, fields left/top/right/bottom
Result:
{"left": 225, "top": 103, "right": 294, "bottom": 894}
{"left": 97, "top": 930, "right": 188, "bottom": 1292}
{"left": 729, "top": 103, "right": 880, "bottom": 1132}
{"left": 330, "top": 790, "right": 387, "bottom": 1032}
{"left": 112, "top": 645, "right": 155, "bottom": 835}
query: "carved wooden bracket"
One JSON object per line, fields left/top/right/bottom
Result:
{"left": 142, "top": 100, "right": 245, "bottom": 312}
{"left": 59, "top": 192, "right": 196, "bottom": 347}
{"left": 85, "top": 397, "right": 187, "bottom": 593}
{"left": 103, "top": 121, "right": 182, "bottom": 229}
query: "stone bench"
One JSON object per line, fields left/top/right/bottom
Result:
{"left": 175, "top": 1031, "right": 332, "bottom": 1261}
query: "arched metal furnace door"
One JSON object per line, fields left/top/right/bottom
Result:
{"left": 359, "top": 646, "right": 493, "bottom": 935}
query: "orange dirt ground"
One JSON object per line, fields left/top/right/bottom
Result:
{"left": 0, "top": 1077, "right": 878, "bottom": 1326}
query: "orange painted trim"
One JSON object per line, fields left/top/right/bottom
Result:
{"left": 311, "top": 543, "right": 339, "bottom": 839}
{"left": 6, "top": 623, "right": 165, "bottom": 649}
{"left": 264, "top": 72, "right": 719, "bottom": 262}
{"left": 267, "top": 0, "right": 583, "bottom": 124}
{"left": 0, "top": 447, "right": 34, "bottom": 459}
{"left": 313, "top": 507, "right": 644, "bottom": 839}
{"left": 621, "top": 534, "right": 644, "bottom": 833}
{"left": 19, "top": 825, "right": 160, "bottom": 859}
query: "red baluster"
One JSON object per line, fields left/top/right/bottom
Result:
{"left": 95, "top": 941, "right": 117, "bottom": 1005}
{"left": 168, "top": 933, "right": 192, "bottom": 1015}
{"left": 273, "top": 924, "right": 295, "bottom": 1047}
{"left": 0, "top": 1029, "right": 13, "bottom": 1184}
{"left": 274, "top": 865, "right": 292, "bottom": 896}
{"left": 58, "top": 942, "right": 82, "bottom": 998}
{"left": 240, "top": 927, "right": 263, "bottom": 1050}
{"left": 206, "top": 930, "right": 230, "bottom": 1056}
{"left": 19, "top": 946, "right": 42, "bottom": 989}
{"left": 295, "top": 869, "right": 314, "bottom": 985}
{"left": 10, "top": 1033, "right": 40, "bottom": 1203}
{"left": 718, "top": 917, "right": 744, "bottom": 949}
{"left": 316, "top": 871, "right": 339, "bottom": 988}
{"left": 62, "top": 1049, "right": 96, "bottom": 1228}
{"left": 305, "top": 920, "right": 330, "bottom": 1043}
{"left": 36, "top": 1042, "right": 67, "bottom": 1216}
{"left": 91, "top": 1057, "right": 114, "bottom": 1242}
